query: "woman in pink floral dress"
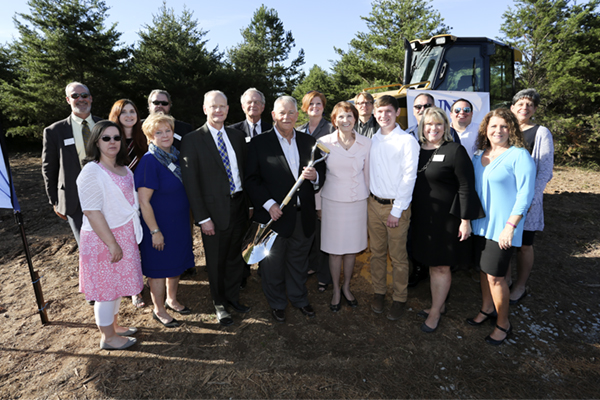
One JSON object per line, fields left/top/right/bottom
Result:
{"left": 77, "top": 120, "right": 144, "bottom": 350}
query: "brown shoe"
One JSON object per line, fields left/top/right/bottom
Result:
{"left": 371, "top": 294, "right": 385, "bottom": 314}
{"left": 387, "top": 301, "right": 406, "bottom": 321}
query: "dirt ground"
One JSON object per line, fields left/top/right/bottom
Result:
{"left": 0, "top": 152, "right": 599, "bottom": 399}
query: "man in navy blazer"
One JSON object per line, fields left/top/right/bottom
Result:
{"left": 180, "top": 90, "right": 250, "bottom": 326}
{"left": 244, "top": 95, "right": 326, "bottom": 323}
{"left": 42, "top": 82, "right": 102, "bottom": 247}
{"left": 228, "top": 88, "right": 272, "bottom": 142}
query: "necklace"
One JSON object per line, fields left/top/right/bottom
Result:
{"left": 417, "top": 145, "right": 442, "bottom": 173}
{"left": 338, "top": 132, "right": 355, "bottom": 150}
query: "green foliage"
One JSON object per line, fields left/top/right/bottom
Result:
{"left": 292, "top": 65, "right": 342, "bottom": 125}
{"left": 332, "top": 0, "right": 450, "bottom": 98}
{"left": 128, "top": 2, "right": 225, "bottom": 127}
{"left": 501, "top": 0, "right": 600, "bottom": 165}
{"left": 0, "top": 0, "right": 128, "bottom": 138}
{"left": 228, "top": 5, "right": 305, "bottom": 110}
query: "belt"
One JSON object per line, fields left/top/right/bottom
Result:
{"left": 230, "top": 191, "right": 243, "bottom": 200}
{"left": 370, "top": 193, "right": 393, "bottom": 205}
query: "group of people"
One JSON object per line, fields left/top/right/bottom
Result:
{"left": 41, "top": 81, "right": 553, "bottom": 350}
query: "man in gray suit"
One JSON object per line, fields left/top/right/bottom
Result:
{"left": 180, "top": 90, "right": 249, "bottom": 326}
{"left": 228, "top": 88, "right": 272, "bottom": 142}
{"left": 42, "top": 82, "right": 101, "bottom": 247}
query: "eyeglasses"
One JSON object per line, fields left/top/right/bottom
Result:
{"left": 453, "top": 107, "right": 472, "bottom": 113}
{"left": 100, "top": 135, "right": 122, "bottom": 142}
{"left": 152, "top": 101, "right": 169, "bottom": 106}
{"left": 413, "top": 104, "right": 432, "bottom": 110}
{"left": 356, "top": 101, "right": 373, "bottom": 106}
{"left": 70, "top": 92, "right": 90, "bottom": 99}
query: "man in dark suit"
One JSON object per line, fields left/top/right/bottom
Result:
{"left": 228, "top": 88, "right": 272, "bottom": 143}
{"left": 244, "top": 95, "right": 326, "bottom": 323}
{"left": 147, "top": 89, "right": 193, "bottom": 150}
{"left": 42, "top": 82, "right": 102, "bottom": 247}
{"left": 180, "top": 90, "right": 249, "bottom": 326}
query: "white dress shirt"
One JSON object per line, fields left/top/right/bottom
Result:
{"left": 246, "top": 119, "right": 263, "bottom": 137}
{"left": 454, "top": 122, "right": 479, "bottom": 159}
{"left": 369, "top": 124, "right": 420, "bottom": 218}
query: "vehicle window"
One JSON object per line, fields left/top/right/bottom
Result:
{"left": 489, "top": 45, "right": 514, "bottom": 108}
{"left": 409, "top": 46, "right": 444, "bottom": 87}
{"left": 435, "top": 45, "right": 484, "bottom": 92}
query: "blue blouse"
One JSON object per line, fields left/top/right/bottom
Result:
{"left": 472, "top": 146, "right": 536, "bottom": 247}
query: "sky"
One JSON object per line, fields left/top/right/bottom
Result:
{"left": 0, "top": 0, "right": 515, "bottom": 74}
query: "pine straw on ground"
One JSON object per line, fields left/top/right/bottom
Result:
{"left": 0, "top": 155, "right": 599, "bottom": 399}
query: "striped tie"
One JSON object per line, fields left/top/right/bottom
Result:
{"left": 216, "top": 131, "right": 236, "bottom": 194}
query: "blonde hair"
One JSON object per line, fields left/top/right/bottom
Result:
{"left": 142, "top": 113, "right": 175, "bottom": 142}
{"left": 417, "top": 107, "right": 452, "bottom": 144}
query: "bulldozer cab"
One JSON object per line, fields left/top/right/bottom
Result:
{"left": 355, "top": 35, "right": 521, "bottom": 129}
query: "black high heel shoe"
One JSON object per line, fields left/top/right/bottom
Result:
{"left": 342, "top": 289, "right": 358, "bottom": 308}
{"left": 330, "top": 290, "right": 342, "bottom": 312}
{"left": 485, "top": 323, "right": 512, "bottom": 346}
{"left": 466, "top": 309, "right": 497, "bottom": 326}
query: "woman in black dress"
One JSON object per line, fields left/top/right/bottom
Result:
{"left": 411, "top": 107, "right": 483, "bottom": 333}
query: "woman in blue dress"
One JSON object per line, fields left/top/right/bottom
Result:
{"left": 135, "top": 113, "right": 195, "bottom": 328}
{"left": 467, "top": 108, "right": 535, "bottom": 346}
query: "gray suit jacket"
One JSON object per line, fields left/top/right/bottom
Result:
{"left": 298, "top": 118, "right": 335, "bottom": 140}
{"left": 41, "top": 115, "right": 102, "bottom": 216}
{"left": 180, "top": 124, "right": 248, "bottom": 229}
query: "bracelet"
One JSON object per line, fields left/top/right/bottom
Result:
{"left": 506, "top": 222, "right": 516, "bottom": 228}
{"left": 150, "top": 228, "right": 161, "bottom": 235}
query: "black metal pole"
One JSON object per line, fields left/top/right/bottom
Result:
{"left": 14, "top": 211, "right": 48, "bottom": 325}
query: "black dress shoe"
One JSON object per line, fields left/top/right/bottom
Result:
{"left": 509, "top": 289, "right": 527, "bottom": 305}
{"left": 227, "top": 300, "right": 251, "bottom": 313}
{"left": 271, "top": 308, "right": 285, "bottom": 323}
{"left": 466, "top": 309, "right": 498, "bottom": 326}
{"left": 330, "top": 302, "right": 341, "bottom": 312}
{"left": 342, "top": 290, "right": 358, "bottom": 308}
{"left": 485, "top": 324, "right": 512, "bottom": 346}
{"left": 153, "top": 311, "right": 181, "bottom": 328}
{"left": 298, "top": 304, "right": 315, "bottom": 318}
{"left": 165, "top": 302, "right": 192, "bottom": 315}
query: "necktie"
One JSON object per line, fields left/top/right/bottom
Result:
{"left": 81, "top": 120, "right": 91, "bottom": 148}
{"left": 216, "top": 131, "right": 236, "bottom": 194}
{"left": 252, "top": 123, "right": 258, "bottom": 137}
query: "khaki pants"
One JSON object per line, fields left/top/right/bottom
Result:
{"left": 367, "top": 197, "right": 411, "bottom": 302}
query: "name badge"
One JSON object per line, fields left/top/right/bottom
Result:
{"left": 173, "top": 133, "right": 182, "bottom": 141}
{"left": 433, "top": 154, "right": 445, "bottom": 162}
{"left": 245, "top": 136, "right": 252, "bottom": 143}
{"left": 64, "top": 138, "right": 75, "bottom": 146}
{"left": 168, "top": 163, "right": 176, "bottom": 172}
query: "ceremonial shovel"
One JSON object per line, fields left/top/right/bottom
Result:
{"left": 241, "top": 142, "right": 330, "bottom": 264}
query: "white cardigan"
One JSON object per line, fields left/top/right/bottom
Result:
{"left": 76, "top": 162, "right": 143, "bottom": 244}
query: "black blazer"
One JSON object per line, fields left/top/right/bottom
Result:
{"left": 173, "top": 119, "right": 194, "bottom": 150}
{"left": 180, "top": 124, "right": 248, "bottom": 229}
{"left": 41, "top": 115, "right": 102, "bottom": 216}
{"left": 228, "top": 119, "right": 273, "bottom": 139}
{"left": 244, "top": 129, "right": 326, "bottom": 239}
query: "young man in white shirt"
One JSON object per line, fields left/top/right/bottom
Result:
{"left": 368, "top": 95, "right": 420, "bottom": 320}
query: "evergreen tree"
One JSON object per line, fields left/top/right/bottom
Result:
{"left": 501, "top": 0, "right": 600, "bottom": 164}
{"left": 128, "top": 3, "right": 225, "bottom": 127}
{"left": 228, "top": 5, "right": 305, "bottom": 108}
{"left": 332, "top": 0, "right": 450, "bottom": 98}
{"left": 292, "top": 65, "right": 341, "bottom": 125}
{"left": 0, "top": 0, "right": 128, "bottom": 138}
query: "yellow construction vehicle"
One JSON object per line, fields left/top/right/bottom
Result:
{"left": 354, "top": 34, "right": 522, "bottom": 129}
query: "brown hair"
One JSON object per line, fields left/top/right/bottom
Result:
{"left": 476, "top": 108, "right": 525, "bottom": 150}
{"left": 108, "top": 99, "right": 147, "bottom": 169}
{"left": 301, "top": 91, "right": 327, "bottom": 113}
{"left": 356, "top": 92, "right": 374, "bottom": 103}
{"left": 374, "top": 95, "right": 399, "bottom": 111}
{"left": 418, "top": 107, "right": 452, "bottom": 144}
{"left": 330, "top": 101, "right": 359, "bottom": 129}
{"left": 83, "top": 120, "right": 129, "bottom": 166}
{"left": 142, "top": 113, "right": 175, "bottom": 142}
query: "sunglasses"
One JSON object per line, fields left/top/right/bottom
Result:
{"left": 70, "top": 92, "right": 90, "bottom": 99}
{"left": 453, "top": 107, "right": 472, "bottom": 113}
{"left": 413, "top": 104, "right": 432, "bottom": 110}
{"left": 100, "top": 135, "right": 122, "bottom": 142}
{"left": 152, "top": 101, "right": 169, "bottom": 106}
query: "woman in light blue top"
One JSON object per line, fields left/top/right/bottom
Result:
{"left": 467, "top": 108, "right": 535, "bottom": 346}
